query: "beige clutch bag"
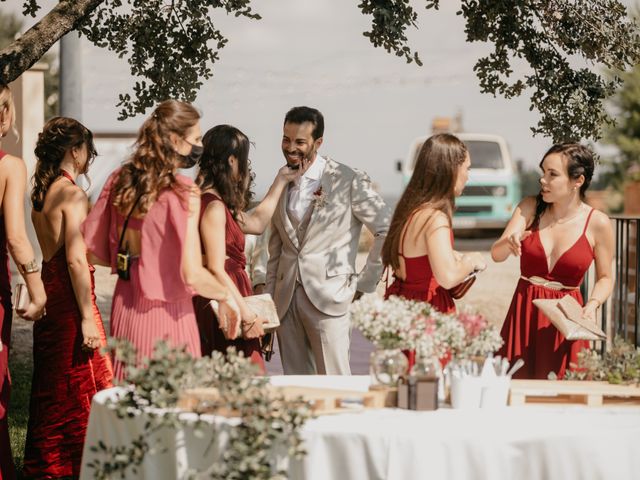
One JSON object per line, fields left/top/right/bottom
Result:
{"left": 243, "top": 294, "right": 280, "bottom": 332}
{"left": 13, "top": 283, "right": 30, "bottom": 312}
{"left": 210, "top": 293, "right": 280, "bottom": 333}
{"left": 532, "top": 295, "right": 606, "bottom": 341}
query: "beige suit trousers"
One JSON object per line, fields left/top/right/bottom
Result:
{"left": 277, "top": 284, "right": 352, "bottom": 375}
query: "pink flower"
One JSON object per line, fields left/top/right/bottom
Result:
{"left": 457, "top": 312, "right": 488, "bottom": 338}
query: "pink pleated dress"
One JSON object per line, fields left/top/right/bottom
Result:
{"left": 81, "top": 171, "right": 201, "bottom": 380}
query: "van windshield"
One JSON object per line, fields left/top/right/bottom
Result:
{"left": 464, "top": 141, "right": 503, "bottom": 169}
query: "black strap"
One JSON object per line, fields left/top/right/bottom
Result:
{"left": 118, "top": 194, "right": 143, "bottom": 250}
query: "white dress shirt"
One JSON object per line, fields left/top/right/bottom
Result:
{"left": 287, "top": 155, "right": 326, "bottom": 222}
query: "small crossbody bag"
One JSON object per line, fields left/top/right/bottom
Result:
{"left": 116, "top": 195, "right": 142, "bottom": 280}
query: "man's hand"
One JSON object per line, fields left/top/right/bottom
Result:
{"left": 253, "top": 283, "right": 266, "bottom": 295}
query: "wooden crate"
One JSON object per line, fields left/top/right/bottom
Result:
{"left": 177, "top": 385, "right": 393, "bottom": 416}
{"left": 274, "top": 385, "right": 391, "bottom": 414}
{"left": 509, "top": 380, "right": 640, "bottom": 407}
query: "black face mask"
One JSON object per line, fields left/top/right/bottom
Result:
{"left": 180, "top": 143, "right": 204, "bottom": 168}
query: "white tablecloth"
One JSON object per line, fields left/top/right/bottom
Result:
{"left": 81, "top": 376, "right": 640, "bottom": 480}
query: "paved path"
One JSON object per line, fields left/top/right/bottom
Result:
{"left": 11, "top": 243, "right": 520, "bottom": 376}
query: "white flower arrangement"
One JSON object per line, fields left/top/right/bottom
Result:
{"left": 351, "top": 296, "right": 503, "bottom": 364}
{"left": 414, "top": 308, "right": 503, "bottom": 364}
{"left": 350, "top": 295, "right": 426, "bottom": 350}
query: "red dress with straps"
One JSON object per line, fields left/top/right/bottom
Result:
{"left": 23, "top": 171, "right": 113, "bottom": 478}
{"left": 499, "top": 208, "right": 595, "bottom": 379}
{"left": 384, "top": 211, "right": 455, "bottom": 313}
{"left": 384, "top": 212, "right": 456, "bottom": 368}
{"left": 0, "top": 150, "right": 16, "bottom": 480}
{"left": 192, "top": 193, "right": 264, "bottom": 371}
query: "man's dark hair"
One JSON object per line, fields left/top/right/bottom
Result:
{"left": 284, "top": 106, "right": 324, "bottom": 140}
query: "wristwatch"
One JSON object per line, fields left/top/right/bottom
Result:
{"left": 18, "top": 259, "right": 40, "bottom": 275}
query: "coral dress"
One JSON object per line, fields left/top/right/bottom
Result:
{"left": 0, "top": 150, "right": 16, "bottom": 480}
{"left": 499, "top": 209, "right": 595, "bottom": 379}
{"left": 23, "top": 249, "right": 113, "bottom": 478}
{"left": 193, "top": 193, "right": 264, "bottom": 371}
{"left": 81, "top": 171, "right": 201, "bottom": 380}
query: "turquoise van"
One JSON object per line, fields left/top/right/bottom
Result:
{"left": 400, "top": 133, "right": 521, "bottom": 230}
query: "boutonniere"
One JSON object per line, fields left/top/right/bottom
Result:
{"left": 312, "top": 186, "right": 327, "bottom": 208}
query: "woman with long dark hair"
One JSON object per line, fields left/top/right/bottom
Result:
{"left": 492, "top": 143, "right": 614, "bottom": 379}
{"left": 25, "top": 117, "right": 113, "bottom": 478}
{"left": 382, "top": 133, "right": 486, "bottom": 311}
{"left": 82, "top": 101, "right": 239, "bottom": 379}
{"left": 0, "top": 84, "right": 47, "bottom": 479}
{"left": 193, "top": 124, "right": 297, "bottom": 370}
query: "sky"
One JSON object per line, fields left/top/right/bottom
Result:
{"left": 2, "top": 0, "right": 636, "bottom": 196}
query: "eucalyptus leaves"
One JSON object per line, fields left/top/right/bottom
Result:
{"left": 562, "top": 338, "right": 640, "bottom": 384}
{"left": 87, "top": 340, "right": 311, "bottom": 480}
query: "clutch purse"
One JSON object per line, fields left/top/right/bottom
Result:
{"left": 210, "top": 293, "right": 280, "bottom": 336}
{"left": 532, "top": 295, "right": 606, "bottom": 341}
{"left": 13, "top": 283, "right": 30, "bottom": 311}
{"left": 243, "top": 294, "right": 280, "bottom": 331}
{"left": 448, "top": 271, "right": 477, "bottom": 300}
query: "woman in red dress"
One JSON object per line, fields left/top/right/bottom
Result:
{"left": 383, "top": 133, "right": 486, "bottom": 307}
{"left": 24, "top": 117, "right": 114, "bottom": 478}
{"left": 0, "top": 84, "right": 47, "bottom": 480}
{"left": 193, "top": 125, "right": 297, "bottom": 370}
{"left": 382, "top": 134, "right": 486, "bottom": 367}
{"left": 492, "top": 143, "right": 614, "bottom": 379}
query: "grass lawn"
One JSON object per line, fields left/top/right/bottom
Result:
{"left": 7, "top": 350, "right": 32, "bottom": 479}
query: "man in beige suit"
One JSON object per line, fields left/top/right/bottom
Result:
{"left": 266, "top": 106, "right": 391, "bottom": 375}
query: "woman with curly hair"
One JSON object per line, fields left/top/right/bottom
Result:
{"left": 24, "top": 116, "right": 113, "bottom": 478}
{"left": 193, "top": 124, "right": 297, "bottom": 370}
{"left": 82, "top": 100, "right": 239, "bottom": 379}
{"left": 0, "top": 84, "right": 47, "bottom": 480}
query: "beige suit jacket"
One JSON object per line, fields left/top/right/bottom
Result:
{"left": 266, "top": 158, "right": 391, "bottom": 317}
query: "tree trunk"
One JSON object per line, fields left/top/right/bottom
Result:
{"left": 0, "top": 0, "right": 105, "bottom": 85}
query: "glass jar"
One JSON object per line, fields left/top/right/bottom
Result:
{"left": 369, "top": 347, "right": 409, "bottom": 386}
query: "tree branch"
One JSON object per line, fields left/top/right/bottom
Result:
{"left": 0, "top": 0, "right": 105, "bottom": 84}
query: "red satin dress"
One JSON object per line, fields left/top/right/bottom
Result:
{"left": 499, "top": 209, "right": 595, "bottom": 379}
{"left": 23, "top": 171, "right": 113, "bottom": 478}
{"left": 0, "top": 150, "right": 16, "bottom": 480}
{"left": 193, "top": 193, "right": 264, "bottom": 371}
{"left": 384, "top": 213, "right": 456, "bottom": 368}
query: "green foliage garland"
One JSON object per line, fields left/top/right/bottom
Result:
{"left": 86, "top": 339, "right": 312, "bottom": 480}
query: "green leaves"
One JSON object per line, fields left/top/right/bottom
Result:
{"left": 359, "top": 0, "right": 640, "bottom": 142}
{"left": 87, "top": 339, "right": 312, "bottom": 479}
{"left": 564, "top": 337, "right": 640, "bottom": 384}
{"left": 358, "top": 0, "right": 422, "bottom": 66}
{"left": 78, "top": 0, "right": 261, "bottom": 119}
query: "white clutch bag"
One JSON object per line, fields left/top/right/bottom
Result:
{"left": 533, "top": 295, "right": 606, "bottom": 341}
{"left": 210, "top": 293, "right": 280, "bottom": 333}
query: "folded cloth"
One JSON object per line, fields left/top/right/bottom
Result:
{"left": 532, "top": 295, "right": 606, "bottom": 341}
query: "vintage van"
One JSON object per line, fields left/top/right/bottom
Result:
{"left": 399, "top": 133, "right": 521, "bottom": 230}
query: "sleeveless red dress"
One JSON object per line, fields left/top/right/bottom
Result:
{"left": 384, "top": 212, "right": 456, "bottom": 312}
{"left": 0, "top": 150, "right": 16, "bottom": 480}
{"left": 193, "top": 193, "right": 264, "bottom": 371}
{"left": 384, "top": 213, "right": 456, "bottom": 367}
{"left": 23, "top": 172, "right": 113, "bottom": 478}
{"left": 499, "top": 209, "right": 595, "bottom": 379}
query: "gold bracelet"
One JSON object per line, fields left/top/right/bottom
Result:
{"left": 18, "top": 259, "right": 39, "bottom": 275}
